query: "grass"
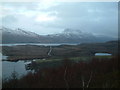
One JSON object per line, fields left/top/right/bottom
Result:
{"left": 34, "top": 56, "right": 93, "bottom": 64}
{"left": 70, "top": 56, "right": 92, "bottom": 61}
{"left": 35, "top": 58, "right": 61, "bottom": 63}
{"left": 34, "top": 55, "right": 112, "bottom": 64}
{"left": 94, "top": 55, "right": 112, "bottom": 59}
{"left": 2, "top": 55, "right": 119, "bottom": 88}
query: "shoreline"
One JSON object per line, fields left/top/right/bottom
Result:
{"left": 1, "top": 41, "right": 118, "bottom": 61}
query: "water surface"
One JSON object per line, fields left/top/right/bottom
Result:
{"left": 2, "top": 60, "right": 33, "bottom": 80}
{"left": 0, "top": 43, "right": 79, "bottom": 46}
{"left": 95, "top": 53, "right": 112, "bottom": 56}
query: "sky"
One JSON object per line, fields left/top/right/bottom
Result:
{"left": 0, "top": 1, "right": 118, "bottom": 37}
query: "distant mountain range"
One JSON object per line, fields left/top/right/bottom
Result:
{"left": 1, "top": 27, "right": 117, "bottom": 44}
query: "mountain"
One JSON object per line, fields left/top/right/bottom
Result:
{"left": 2, "top": 27, "right": 42, "bottom": 43}
{"left": 44, "top": 28, "right": 116, "bottom": 43}
{"left": 1, "top": 27, "right": 117, "bottom": 44}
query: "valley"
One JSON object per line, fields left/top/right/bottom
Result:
{"left": 1, "top": 40, "right": 118, "bottom": 61}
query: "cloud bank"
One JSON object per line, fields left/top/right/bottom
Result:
{"left": 0, "top": 2, "right": 118, "bottom": 37}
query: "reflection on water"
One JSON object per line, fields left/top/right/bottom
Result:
{"left": 0, "top": 52, "right": 9, "bottom": 60}
{"left": 0, "top": 43, "right": 78, "bottom": 46}
{"left": 2, "top": 55, "right": 8, "bottom": 60}
{"left": 95, "top": 53, "right": 112, "bottom": 56}
{"left": 1, "top": 52, "right": 35, "bottom": 80}
{"left": 2, "top": 60, "right": 34, "bottom": 79}
{"left": 2, "top": 59, "right": 63, "bottom": 80}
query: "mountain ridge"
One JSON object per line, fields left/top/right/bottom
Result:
{"left": 1, "top": 27, "right": 117, "bottom": 44}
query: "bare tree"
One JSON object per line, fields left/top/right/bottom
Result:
{"left": 64, "top": 66, "right": 69, "bottom": 90}
{"left": 86, "top": 71, "right": 93, "bottom": 88}
{"left": 81, "top": 75, "right": 85, "bottom": 90}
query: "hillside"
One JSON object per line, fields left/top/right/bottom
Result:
{"left": 2, "top": 40, "right": 118, "bottom": 61}
{"left": 1, "top": 27, "right": 116, "bottom": 44}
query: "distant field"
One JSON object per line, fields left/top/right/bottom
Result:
{"left": 2, "top": 40, "right": 118, "bottom": 61}
{"left": 34, "top": 55, "right": 111, "bottom": 64}
{"left": 94, "top": 55, "right": 112, "bottom": 58}
{"left": 30, "top": 55, "right": 114, "bottom": 72}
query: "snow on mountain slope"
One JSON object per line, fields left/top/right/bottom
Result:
{"left": 48, "top": 28, "right": 95, "bottom": 39}
{"left": 2, "top": 27, "right": 39, "bottom": 37}
{"left": 1, "top": 27, "right": 42, "bottom": 43}
{"left": 1, "top": 27, "right": 117, "bottom": 44}
{"left": 62, "top": 28, "right": 95, "bottom": 38}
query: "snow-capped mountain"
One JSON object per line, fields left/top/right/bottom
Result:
{"left": 45, "top": 28, "right": 116, "bottom": 43}
{"left": 2, "top": 27, "right": 41, "bottom": 43}
{"left": 1, "top": 27, "right": 116, "bottom": 44}
{"left": 61, "top": 28, "right": 95, "bottom": 39}
{"left": 2, "top": 27, "right": 39, "bottom": 37}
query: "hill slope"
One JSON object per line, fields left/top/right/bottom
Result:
{"left": 1, "top": 27, "right": 116, "bottom": 44}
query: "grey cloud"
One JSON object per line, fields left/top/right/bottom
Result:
{"left": 40, "top": 2, "right": 118, "bottom": 37}
{"left": 2, "top": 15, "right": 18, "bottom": 24}
{"left": 1, "top": 2, "right": 118, "bottom": 37}
{"left": 1, "top": 2, "right": 38, "bottom": 10}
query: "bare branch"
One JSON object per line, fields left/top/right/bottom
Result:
{"left": 81, "top": 76, "right": 85, "bottom": 90}
{"left": 64, "top": 66, "right": 69, "bottom": 89}
{"left": 86, "top": 71, "right": 93, "bottom": 88}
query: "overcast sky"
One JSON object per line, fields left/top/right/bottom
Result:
{"left": 0, "top": 1, "right": 118, "bottom": 37}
